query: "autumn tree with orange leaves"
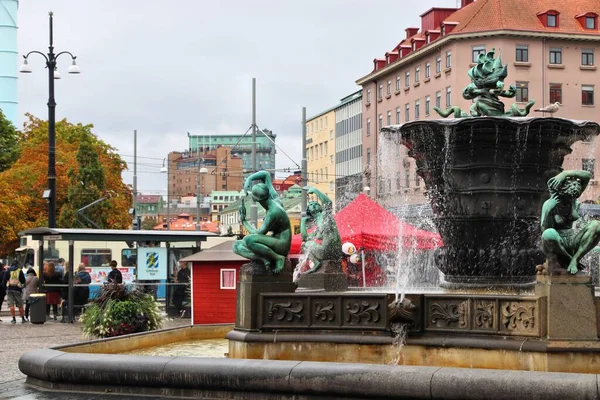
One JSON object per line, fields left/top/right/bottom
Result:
{"left": 0, "top": 114, "right": 132, "bottom": 256}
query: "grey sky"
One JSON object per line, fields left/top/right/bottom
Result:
{"left": 17, "top": 0, "right": 458, "bottom": 194}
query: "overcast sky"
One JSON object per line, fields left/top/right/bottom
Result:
{"left": 17, "top": 0, "right": 458, "bottom": 194}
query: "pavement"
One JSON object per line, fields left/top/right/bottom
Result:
{"left": 0, "top": 309, "right": 191, "bottom": 399}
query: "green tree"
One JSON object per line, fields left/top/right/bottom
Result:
{"left": 59, "top": 133, "right": 108, "bottom": 228}
{"left": 0, "top": 109, "right": 20, "bottom": 172}
{"left": 141, "top": 218, "right": 158, "bottom": 230}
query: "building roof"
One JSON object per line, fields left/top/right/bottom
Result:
{"left": 136, "top": 195, "right": 161, "bottom": 204}
{"left": 357, "top": 0, "right": 600, "bottom": 84}
{"left": 179, "top": 240, "right": 246, "bottom": 262}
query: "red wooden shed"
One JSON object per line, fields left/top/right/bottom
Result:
{"left": 179, "top": 240, "right": 245, "bottom": 325}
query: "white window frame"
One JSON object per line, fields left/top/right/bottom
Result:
{"left": 220, "top": 268, "right": 236, "bottom": 289}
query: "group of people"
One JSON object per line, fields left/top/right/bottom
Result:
{"left": 0, "top": 258, "right": 92, "bottom": 323}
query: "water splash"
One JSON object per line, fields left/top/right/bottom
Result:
{"left": 390, "top": 323, "right": 408, "bottom": 365}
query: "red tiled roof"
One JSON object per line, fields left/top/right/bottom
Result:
{"left": 447, "top": 0, "right": 600, "bottom": 35}
{"left": 136, "top": 195, "right": 161, "bottom": 204}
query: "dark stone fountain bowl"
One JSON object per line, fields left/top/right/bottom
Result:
{"left": 382, "top": 117, "right": 600, "bottom": 287}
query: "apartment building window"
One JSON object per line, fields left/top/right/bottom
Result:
{"left": 586, "top": 16, "right": 596, "bottom": 29}
{"left": 415, "top": 172, "right": 420, "bottom": 186}
{"left": 405, "top": 71, "right": 410, "bottom": 87}
{"left": 366, "top": 89, "right": 371, "bottom": 103}
{"left": 396, "top": 76, "right": 401, "bottom": 91}
{"left": 405, "top": 103, "right": 410, "bottom": 122}
{"left": 415, "top": 100, "right": 420, "bottom": 120}
{"left": 425, "top": 96, "right": 431, "bottom": 116}
{"left": 415, "top": 67, "right": 420, "bottom": 83}
{"left": 446, "top": 86, "right": 452, "bottom": 107}
{"left": 330, "top": 130, "right": 333, "bottom": 140}
{"left": 446, "top": 51, "right": 452, "bottom": 68}
{"left": 367, "top": 148, "right": 371, "bottom": 166}
{"left": 547, "top": 13, "right": 558, "bottom": 28}
{"left": 582, "top": 49, "right": 595, "bottom": 66}
{"left": 583, "top": 158, "right": 596, "bottom": 178}
{"left": 324, "top": 141, "right": 328, "bottom": 155}
{"left": 387, "top": 80, "right": 392, "bottom": 96}
{"left": 550, "top": 83, "right": 562, "bottom": 104}
{"left": 330, "top": 155, "right": 333, "bottom": 164}
{"left": 366, "top": 118, "right": 371, "bottom": 136}
{"left": 515, "top": 82, "right": 529, "bottom": 102}
{"left": 472, "top": 45, "right": 486, "bottom": 63}
{"left": 378, "top": 84, "right": 383, "bottom": 99}
{"left": 396, "top": 107, "right": 401, "bottom": 124}
{"left": 387, "top": 110, "right": 392, "bottom": 125}
{"left": 425, "top": 62, "right": 431, "bottom": 78}
{"left": 378, "top": 114, "right": 383, "bottom": 130}
{"left": 549, "top": 48, "right": 562, "bottom": 64}
{"left": 436, "top": 91, "right": 441, "bottom": 108}
{"left": 436, "top": 56, "right": 441, "bottom": 73}
{"left": 582, "top": 85, "right": 595, "bottom": 105}
{"left": 516, "top": 45, "right": 529, "bottom": 62}
{"left": 405, "top": 169, "right": 410, "bottom": 188}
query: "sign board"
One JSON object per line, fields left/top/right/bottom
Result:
{"left": 86, "top": 267, "right": 136, "bottom": 284}
{"left": 137, "top": 247, "right": 167, "bottom": 280}
{"left": 43, "top": 235, "right": 62, "bottom": 241}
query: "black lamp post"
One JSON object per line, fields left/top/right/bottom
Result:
{"left": 20, "top": 11, "right": 80, "bottom": 228}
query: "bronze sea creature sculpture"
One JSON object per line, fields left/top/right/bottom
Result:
{"left": 300, "top": 186, "right": 343, "bottom": 273}
{"left": 434, "top": 48, "right": 536, "bottom": 118}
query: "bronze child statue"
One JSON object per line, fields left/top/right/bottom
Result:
{"left": 541, "top": 170, "right": 600, "bottom": 274}
{"left": 233, "top": 171, "right": 291, "bottom": 273}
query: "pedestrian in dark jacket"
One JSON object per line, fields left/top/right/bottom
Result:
{"left": 74, "top": 263, "right": 91, "bottom": 308}
{"left": 2, "top": 261, "right": 26, "bottom": 324}
{"left": 0, "top": 263, "right": 6, "bottom": 322}
{"left": 106, "top": 260, "right": 123, "bottom": 284}
{"left": 24, "top": 268, "right": 39, "bottom": 321}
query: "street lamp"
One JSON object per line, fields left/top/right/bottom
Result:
{"left": 196, "top": 158, "right": 208, "bottom": 231}
{"left": 160, "top": 158, "right": 170, "bottom": 230}
{"left": 20, "top": 11, "right": 80, "bottom": 228}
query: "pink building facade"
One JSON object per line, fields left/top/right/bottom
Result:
{"left": 357, "top": 0, "right": 600, "bottom": 204}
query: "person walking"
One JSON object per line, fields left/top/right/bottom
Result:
{"left": 43, "top": 262, "right": 62, "bottom": 320}
{"left": 0, "top": 262, "right": 6, "bottom": 322}
{"left": 24, "top": 268, "right": 39, "bottom": 322}
{"left": 106, "top": 260, "right": 123, "bottom": 284}
{"left": 55, "top": 258, "right": 65, "bottom": 279}
{"left": 74, "top": 263, "right": 91, "bottom": 313}
{"left": 2, "top": 260, "right": 26, "bottom": 324}
{"left": 172, "top": 260, "right": 191, "bottom": 318}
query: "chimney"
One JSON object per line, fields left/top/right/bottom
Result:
{"left": 405, "top": 27, "right": 419, "bottom": 39}
{"left": 461, "top": 0, "right": 474, "bottom": 7}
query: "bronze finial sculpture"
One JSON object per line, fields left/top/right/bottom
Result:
{"left": 232, "top": 171, "right": 291, "bottom": 273}
{"left": 300, "top": 187, "right": 343, "bottom": 273}
{"left": 434, "top": 48, "right": 536, "bottom": 118}
{"left": 541, "top": 170, "right": 600, "bottom": 274}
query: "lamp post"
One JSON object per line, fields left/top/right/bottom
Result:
{"left": 196, "top": 157, "right": 208, "bottom": 231}
{"left": 160, "top": 158, "right": 170, "bottom": 230}
{"left": 20, "top": 11, "right": 80, "bottom": 228}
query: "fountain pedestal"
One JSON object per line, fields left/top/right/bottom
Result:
{"left": 296, "top": 260, "right": 348, "bottom": 292}
{"left": 235, "top": 260, "right": 295, "bottom": 331}
{"left": 535, "top": 274, "right": 598, "bottom": 340}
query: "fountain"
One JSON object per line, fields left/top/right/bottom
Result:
{"left": 17, "top": 50, "right": 600, "bottom": 399}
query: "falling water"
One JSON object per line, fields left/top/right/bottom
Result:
{"left": 390, "top": 323, "right": 409, "bottom": 365}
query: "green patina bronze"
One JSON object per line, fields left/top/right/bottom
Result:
{"left": 541, "top": 170, "right": 600, "bottom": 274}
{"left": 434, "top": 48, "right": 535, "bottom": 118}
{"left": 300, "top": 187, "right": 343, "bottom": 273}
{"left": 232, "top": 171, "right": 292, "bottom": 273}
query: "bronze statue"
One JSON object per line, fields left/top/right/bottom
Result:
{"left": 541, "top": 170, "right": 600, "bottom": 274}
{"left": 300, "top": 187, "right": 343, "bottom": 273}
{"left": 434, "top": 48, "right": 535, "bottom": 118}
{"left": 232, "top": 171, "right": 291, "bottom": 273}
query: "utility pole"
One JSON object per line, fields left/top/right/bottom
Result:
{"left": 250, "top": 78, "right": 258, "bottom": 227}
{"left": 133, "top": 129, "right": 139, "bottom": 229}
{"left": 301, "top": 107, "right": 308, "bottom": 217}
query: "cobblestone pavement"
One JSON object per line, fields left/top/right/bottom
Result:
{"left": 0, "top": 311, "right": 191, "bottom": 399}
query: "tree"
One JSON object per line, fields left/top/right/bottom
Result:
{"left": 0, "top": 109, "right": 20, "bottom": 172}
{"left": 141, "top": 218, "right": 158, "bottom": 230}
{"left": 0, "top": 114, "right": 132, "bottom": 256}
